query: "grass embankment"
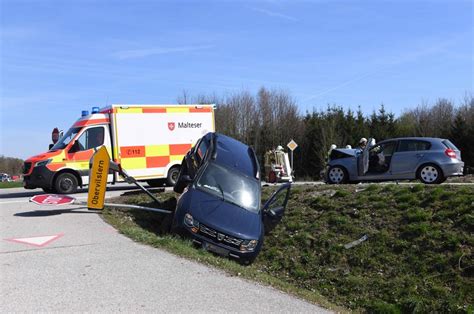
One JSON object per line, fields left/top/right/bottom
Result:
{"left": 446, "top": 174, "right": 474, "bottom": 183}
{"left": 103, "top": 184, "right": 473, "bottom": 313}
{"left": 0, "top": 181, "right": 23, "bottom": 188}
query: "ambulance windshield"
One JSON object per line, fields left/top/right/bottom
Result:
{"left": 50, "top": 127, "right": 82, "bottom": 151}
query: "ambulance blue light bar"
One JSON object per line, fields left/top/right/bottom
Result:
{"left": 92, "top": 107, "right": 100, "bottom": 114}
{"left": 81, "top": 110, "right": 89, "bottom": 117}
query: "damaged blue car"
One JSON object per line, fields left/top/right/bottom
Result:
{"left": 172, "top": 132, "right": 291, "bottom": 264}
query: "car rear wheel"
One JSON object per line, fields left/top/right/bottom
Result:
{"left": 327, "top": 166, "right": 348, "bottom": 184}
{"left": 54, "top": 172, "right": 78, "bottom": 194}
{"left": 418, "top": 164, "right": 444, "bottom": 184}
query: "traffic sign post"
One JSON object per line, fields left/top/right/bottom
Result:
{"left": 30, "top": 194, "right": 75, "bottom": 206}
{"left": 287, "top": 139, "right": 298, "bottom": 175}
{"left": 88, "top": 146, "right": 110, "bottom": 210}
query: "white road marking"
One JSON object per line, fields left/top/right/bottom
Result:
{"left": 0, "top": 200, "right": 29, "bottom": 204}
{"left": 4, "top": 233, "right": 64, "bottom": 247}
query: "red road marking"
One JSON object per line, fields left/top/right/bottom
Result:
{"left": 4, "top": 233, "right": 64, "bottom": 247}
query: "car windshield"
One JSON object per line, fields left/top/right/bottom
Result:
{"left": 196, "top": 162, "right": 260, "bottom": 213}
{"left": 50, "top": 127, "right": 81, "bottom": 150}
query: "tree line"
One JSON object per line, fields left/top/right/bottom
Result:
{"left": 4, "top": 90, "right": 472, "bottom": 178}
{"left": 0, "top": 156, "right": 24, "bottom": 176}
{"left": 179, "top": 88, "right": 474, "bottom": 179}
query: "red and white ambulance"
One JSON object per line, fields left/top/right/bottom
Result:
{"left": 23, "top": 104, "right": 215, "bottom": 193}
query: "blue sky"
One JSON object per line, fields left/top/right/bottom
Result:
{"left": 1, "top": 0, "right": 472, "bottom": 159}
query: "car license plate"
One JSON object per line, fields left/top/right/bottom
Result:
{"left": 203, "top": 242, "right": 229, "bottom": 256}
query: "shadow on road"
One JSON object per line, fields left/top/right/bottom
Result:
{"left": 14, "top": 206, "right": 99, "bottom": 217}
{"left": 1, "top": 190, "right": 45, "bottom": 199}
{"left": 0, "top": 185, "right": 150, "bottom": 199}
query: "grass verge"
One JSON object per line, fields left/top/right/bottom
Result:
{"left": 102, "top": 184, "right": 473, "bottom": 313}
{"left": 0, "top": 181, "right": 23, "bottom": 188}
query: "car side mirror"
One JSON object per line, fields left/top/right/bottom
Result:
{"left": 181, "top": 175, "right": 193, "bottom": 183}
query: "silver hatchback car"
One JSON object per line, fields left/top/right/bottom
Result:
{"left": 326, "top": 137, "right": 464, "bottom": 184}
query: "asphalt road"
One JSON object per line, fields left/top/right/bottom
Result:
{"left": 0, "top": 185, "right": 329, "bottom": 313}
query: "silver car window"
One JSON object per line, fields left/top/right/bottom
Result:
{"left": 370, "top": 142, "right": 396, "bottom": 156}
{"left": 398, "top": 140, "right": 431, "bottom": 152}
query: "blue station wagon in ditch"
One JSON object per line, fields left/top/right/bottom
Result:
{"left": 326, "top": 137, "right": 464, "bottom": 184}
{"left": 171, "top": 132, "right": 291, "bottom": 264}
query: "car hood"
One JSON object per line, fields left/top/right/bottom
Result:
{"left": 188, "top": 188, "right": 262, "bottom": 240}
{"left": 333, "top": 148, "right": 358, "bottom": 157}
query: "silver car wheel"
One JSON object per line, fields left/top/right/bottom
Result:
{"left": 420, "top": 165, "right": 438, "bottom": 183}
{"left": 329, "top": 167, "right": 345, "bottom": 184}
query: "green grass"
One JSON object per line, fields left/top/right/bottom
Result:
{"left": 0, "top": 181, "right": 23, "bottom": 188}
{"left": 102, "top": 184, "right": 474, "bottom": 313}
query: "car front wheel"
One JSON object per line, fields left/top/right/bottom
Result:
{"left": 173, "top": 160, "right": 189, "bottom": 193}
{"left": 327, "top": 166, "right": 348, "bottom": 184}
{"left": 418, "top": 164, "right": 444, "bottom": 184}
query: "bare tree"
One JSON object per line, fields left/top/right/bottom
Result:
{"left": 176, "top": 90, "right": 189, "bottom": 104}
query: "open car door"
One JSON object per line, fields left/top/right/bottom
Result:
{"left": 262, "top": 183, "right": 291, "bottom": 234}
{"left": 358, "top": 138, "right": 372, "bottom": 176}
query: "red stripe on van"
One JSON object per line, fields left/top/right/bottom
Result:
{"left": 189, "top": 107, "right": 212, "bottom": 113}
{"left": 142, "top": 108, "right": 167, "bottom": 113}
{"left": 170, "top": 144, "right": 192, "bottom": 155}
{"left": 74, "top": 119, "right": 109, "bottom": 127}
{"left": 46, "top": 163, "right": 67, "bottom": 171}
{"left": 146, "top": 156, "right": 170, "bottom": 168}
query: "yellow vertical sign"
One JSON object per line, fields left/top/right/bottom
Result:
{"left": 88, "top": 146, "right": 110, "bottom": 210}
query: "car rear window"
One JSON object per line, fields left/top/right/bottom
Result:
{"left": 442, "top": 140, "right": 459, "bottom": 151}
{"left": 398, "top": 140, "right": 431, "bottom": 152}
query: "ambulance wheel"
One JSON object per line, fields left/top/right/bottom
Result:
{"left": 167, "top": 166, "right": 181, "bottom": 186}
{"left": 54, "top": 173, "right": 78, "bottom": 194}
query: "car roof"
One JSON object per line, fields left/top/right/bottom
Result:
{"left": 212, "top": 133, "right": 259, "bottom": 178}
{"left": 377, "top": 137, "right": 446, "bottom": 143}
